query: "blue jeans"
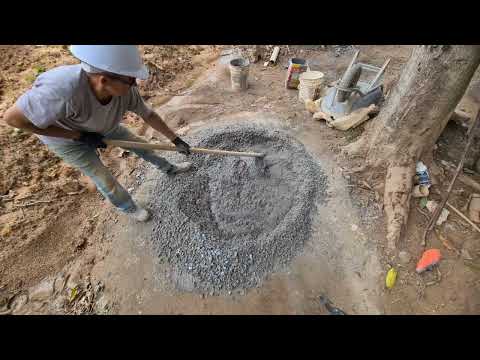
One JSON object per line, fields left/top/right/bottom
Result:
{"left": 47, "top": 126, "right": 173, "bottom": 211}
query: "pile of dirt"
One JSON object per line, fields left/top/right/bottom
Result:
{"left": 149, "top": 122, "right": 327, "bottom": 294}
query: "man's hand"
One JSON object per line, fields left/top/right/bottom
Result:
{"left": 172, "top": 137, "right": 191, "bottom": 155}
{"left": 77, "top": 132, "right": 107, "bottom": 149}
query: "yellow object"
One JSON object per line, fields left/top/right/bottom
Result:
{"left": 386, "top": 268, "right": 397, "bottom": 289}
{"left": 70, "top": 287, "right": 78, "bottom": 302}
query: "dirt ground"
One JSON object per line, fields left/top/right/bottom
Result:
{"left": 1, "top": 45, "right": 479, "bottom": 315}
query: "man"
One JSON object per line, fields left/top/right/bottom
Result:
{"left": 3, "top": 45, "right": 192, "bottom": 222}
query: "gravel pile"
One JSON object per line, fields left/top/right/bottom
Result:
{"left": 149, "top": 123, "right": 327, "bottom": 294}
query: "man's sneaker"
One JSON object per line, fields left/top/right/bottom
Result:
{"left": 167, "top": 162, "right": 192, "bottom": 176}
{"left": 126, "top": 206, "right": 151, "bottom": 222}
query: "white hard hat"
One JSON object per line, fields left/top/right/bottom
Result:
{"left": 69, "top": 45, "right": 149, "bottom": 80}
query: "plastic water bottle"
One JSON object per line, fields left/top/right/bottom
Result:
{"left": 416, "top": 161, "right": 431, "bottom": 188}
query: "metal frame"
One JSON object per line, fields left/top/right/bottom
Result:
{"left": 324, "top": 50, "right": 390, "bottom": 118}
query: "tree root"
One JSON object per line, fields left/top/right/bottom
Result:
{"left": 341, "top": 137, "right": 369, "bottom": 159}
{"left": 383, "top": 164, "right": 415, "bottom": 252}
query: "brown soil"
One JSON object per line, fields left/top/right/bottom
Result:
{"left": 1, "top": 45, "right": 479, "bottom": 314}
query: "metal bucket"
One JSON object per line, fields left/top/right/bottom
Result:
{"left": 229, "top": 58, "right": 250, "bottom": 91}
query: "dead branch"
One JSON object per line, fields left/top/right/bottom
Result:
{"left": 445, "top": 202, "right": 480, "bottom": 233}
{"left": 14, "top": 199, "right": 54, "bottom": 208}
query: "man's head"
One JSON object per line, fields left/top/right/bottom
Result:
{"left": 82, "top": 62, "right": 136, "bottom": 97}
{"left": 70, "top": 45, "right": 149, "bottom": 97}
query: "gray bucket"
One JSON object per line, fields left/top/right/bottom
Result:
{"left": 229, "top": 58, "right": 250, "bottom": 91}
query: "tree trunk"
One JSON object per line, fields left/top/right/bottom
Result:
{"left": 347, "top": 45, "right": 480, "bottom": 252}
{"left": 367, "top": 45, "right": 480, "bottom": 167}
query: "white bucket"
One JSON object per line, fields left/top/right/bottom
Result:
{"left": 229, "top": 58, "right": 250, "bottom": 91}
{"left": 298, "top": 71, "right": 324, "bottom": 101}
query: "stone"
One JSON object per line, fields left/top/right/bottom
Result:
{"left": 66, "top": 262, "right": 84, "bottom": 290}
{"left": 53, "top": 274, "right": 67, "bottom": 294}
{"left": 95, "top": 295, "right": 110, "bottom": 313}
{"left": 398, "top": 251, "right": 412, "bottom": 265}
{"left": 10, "top": 294, "right": 29, "bottom": 314}
{"left": 29, "top": 278, "right": 54, "bottom": 302}
{"left": 51, "top": 295, "right": 68, "bottom": 313}
{"left": 1, "top": 224, "right": 12, "bottom": 237}
{"left": 461, "top": 248, "right": 473, "bottom": 260}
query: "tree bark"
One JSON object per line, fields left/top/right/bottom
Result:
{"left": 368, "top": 45, "right": 480, "bottom": 168}
{"left": 348, "top": 45, "right": 480, "bottom": 252}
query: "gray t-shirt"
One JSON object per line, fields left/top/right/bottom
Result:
{"left": 16, "top": 64, "right": 152, "bottom": 145}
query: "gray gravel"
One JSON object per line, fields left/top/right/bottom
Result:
{"left": 148, "top": 123, "right": 327, "bottom": 294}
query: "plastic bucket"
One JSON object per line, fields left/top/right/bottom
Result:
{"left": 285, "top": 58, "right": 309, "bottom": 89}
{"left": 229, "top": 58, "right": 250, "bottom": 91}
{"left": 298, "top": 71, "right": 324, "bottom": 101}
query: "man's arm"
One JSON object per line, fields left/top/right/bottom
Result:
{"left": 142, "top": 110, "right": 177, "bottom": 141}
{"left": 143, "top": 110, "right": 191, "bottom": 155}
{"left": 3, "top": 105, "right": 81, "bottom": 140}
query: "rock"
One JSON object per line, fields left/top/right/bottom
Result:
{"left": 398, "top": 251, "right": 412, "bottom": 265}
{"left": 53, "top": 274, "right": 67, "bottom": 294}
{"left": 0, "top": 290, "right": 10, "bottom": 311}
{"left": 436, "top": 208, "right": 450, "bottom": 225}
{"left": 31, "top": 301, "right": 46, "bottom": 312}
{"left": 95, "top": 295, "right": 110, "bottom": 313}
{"left": 461, "top": 248, "right": 473, "bottom": 260}
{"left": 29, "top": 278, "right": 54, "bottom": 302}
{"left": 176, "top": 126, "right": 191, "bottom": 136}
{"left": 66, "top": 262, "right": 84, "bottom": 290}
{"left": 426, "top": 200, "right": 438, "bottom": 213}
{"left": 468, "top": 194, "right": 480, "bottom": 223}
{"left": 426, "top": 200, "right": 450, "bottom": 225}
{"left": 10, "top": 294, "right": 28, "bottom": 314}
{"left": 51, "top": 295, "right": 67, "bottom": 313}
{"left": 1, "top": 224, "right": 12, "bottom": 237}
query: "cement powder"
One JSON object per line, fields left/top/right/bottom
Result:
{"left": 148, "top": 123, "right": 327, "bottom": 294}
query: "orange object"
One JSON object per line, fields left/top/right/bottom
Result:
{"left": 416, "top": 249, "right": 442, "bottom": 274}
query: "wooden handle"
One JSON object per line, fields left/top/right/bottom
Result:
{"left": 104, "top": 139, "right": 265, "bottom": 158}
